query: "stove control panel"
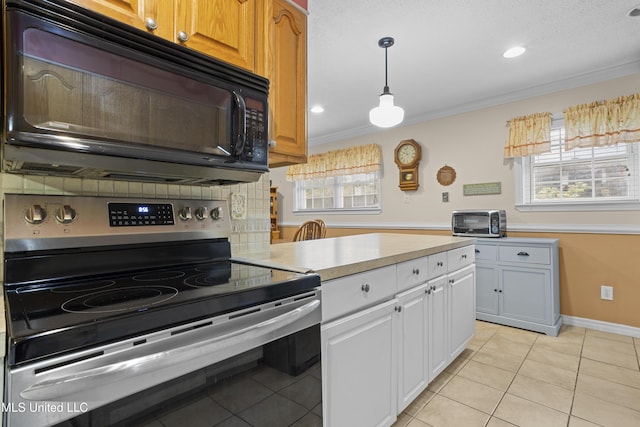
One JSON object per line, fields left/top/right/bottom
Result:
{"left": 5, "top": 194, "right": 231, "bottom": 252}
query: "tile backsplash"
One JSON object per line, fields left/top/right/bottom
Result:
{"left": 0, "top": 172, "right": 271, "bottom": 282}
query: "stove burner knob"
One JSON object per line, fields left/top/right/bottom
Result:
{"left": 178, "top": 206, "right": 192, "bottom": 221}
{"left": 55, "top": 205, "right": 77, "bottom": 224}
{"left": 25, "top": 204, "right": 47, "bottom": 224}
{"left": 211, "top": 206, "right": 223, "bottom": 220}
{"left": 195, "top": 206, "right": 209, "bottom": 221}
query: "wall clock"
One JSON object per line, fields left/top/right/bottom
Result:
{"left": 394, "top": 139, "right": 422, "bottom": 191}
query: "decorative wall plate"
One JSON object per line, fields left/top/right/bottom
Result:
{"left": 231, "top": 193, "right": 247, "bottom": 219}
{"left": 436, "top": 165, "right": 456, "bottom": 186}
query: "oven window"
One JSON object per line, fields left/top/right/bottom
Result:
{"left": 21, "top": 28, "right": 232, "bottom": 156}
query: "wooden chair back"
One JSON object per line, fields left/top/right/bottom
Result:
{"left": 315, "top": 219, "right": 327, "bottom": 238}
{"left": 293, "top": 220, "right": 323, "bottom": 241}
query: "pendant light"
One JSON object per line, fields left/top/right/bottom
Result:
{"left": 369, "top": 36, "right": 404, "bottom": 128}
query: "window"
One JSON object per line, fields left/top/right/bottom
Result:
{"left": 516, "top": 126, "right": 640, "bottom": 210}
{"left": 293, "top": 172, "right": 381, "bottom": 213}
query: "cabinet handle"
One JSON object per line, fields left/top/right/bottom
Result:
{"left": 449, "top": 279, "right": 455, "bottom": 284}
{"left": 177, "top": 31, "right": 189, "bottom": 43}
{"left": 437, "top": 261, "right": 443, "bottom": 267}
{"left": 431, "top": 285, "right": 436, "bottom": 291}
{"left": 361, "top": 284, "right": 370, "bottom": 293}
{"left": 395, "top": 306, "right": 402, "bottom": 313}
{"left": 494, "top": 289, "right": 498, "bottom": 292}
{"left": 145, "top": 17, "right": 158, "bottom": 31}
{"left": 412, "top": 268, "right": 420, "bottom": 275}
{"left": 499, "top": 289, "right": 503, "bottom": 293}
{"left": 462, "top": 254, "right": 467, "bottom": 259}
{"left": 517, "top": 251, "right": 530, "bottom": 256}
{"left": 475, "top": 249, "right": 480, "bottom": 254}
{"left": 426, "top": 289, "right": 431, "bottom": 295}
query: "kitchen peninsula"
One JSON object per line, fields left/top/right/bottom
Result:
{"left": 239, "top": 233, "right": 477, "bottom": 427}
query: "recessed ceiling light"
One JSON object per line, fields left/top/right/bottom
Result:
{"left": 628, "top": 5, "right": 640, "bottom": 17}
{"left": 310, "top": 105, "right": 324, "bottom": 114}
{"left": 503, "top": 46, "right": 526, "bottom": 59}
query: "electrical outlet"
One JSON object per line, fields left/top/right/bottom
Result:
{"left": 600, "top": 285, "right": 613, "bottom": 301}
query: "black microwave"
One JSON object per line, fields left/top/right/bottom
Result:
{"left": 2, "top": 0, "right": 269, "bottom": 185}
{"left": 452, "top": 210, "right": 507, "bottom": 238}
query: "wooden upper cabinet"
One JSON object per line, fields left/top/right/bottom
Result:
{"left": 175, "top": 0, "right": 257, "bottom": 71}
{"left": 264, "top": 0, "right": 308, "bottom": 167}
{"left": 66, "top": 0, "right": 260, "bottom": 72}
{"left": 66, "top": 0, "right": 174, "bottom": 40}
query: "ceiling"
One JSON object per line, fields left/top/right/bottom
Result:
{"left": 306, "top": 0, "right": 640, "bottom": 146}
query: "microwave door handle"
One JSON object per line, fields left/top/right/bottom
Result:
{"left": 232, "top": 91, "right": 247, "bottom": 156}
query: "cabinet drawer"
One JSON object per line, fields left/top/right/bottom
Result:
{"left": 447, "top": 245, "right": 475, "bottom": 272}
{"left": 474, "top": 244, "right": 497, "bottom": 261}
{"left": 397, "top": 256, "right": 429, "bottom": 292}
{"left": 499, "top": 246, "right": 550, "bottom": 265}
{"left": 322, "top": 265, "right": 397, "bottom": 322}
{"left": 427, "top": 252, "right": 447, "bottom": 279}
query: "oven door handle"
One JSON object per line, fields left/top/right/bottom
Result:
{"left": 20, "top": 299, "right": 320, "bottom": 401}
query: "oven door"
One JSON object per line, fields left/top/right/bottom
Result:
{"left": 3, "top": 3, "right": 268, "bottom": 183}
{"left": 5, "top": 291, "right": 320, "bottom": 427}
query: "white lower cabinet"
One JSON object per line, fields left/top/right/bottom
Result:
{"left": 397, "top": 284, "right": 430, "bottom": 412}
{"left": 321, "top": 298, "right": 399, "bottom": 427}
{"left": 475, "top": 237, "right": 561, "bottom": 336}
{"left": 321, "top": 244, "right": 476, "bottom": 427}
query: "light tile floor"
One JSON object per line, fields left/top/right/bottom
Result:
{"left": 393, "top": 321, "right": 640, "bottom": 427}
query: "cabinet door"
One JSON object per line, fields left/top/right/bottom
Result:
{"left": 476, "top": 263, "right": 499, "bottom": 315}
{"left": 322, "top": 299, "right": 398, "bottom": 427}
{"left": 449, "top": 265, "right": 476, "bottom": 360}
{"left": 68, "top": 0, "right": 174, "bottom": 40}
{"left": 175, "top": 0, "right": 257, "bottom": 70}
{"left": 428, "top": 276, "right": 448, "bottom": 381}
{"left": 397, "top": 284, "right": 429, "bottom": 412}
{"left": 267, "top": 0, "right": 308, "bottom": 166}
{"left": 500, "top": 266, "right": 551, "bottom": 324}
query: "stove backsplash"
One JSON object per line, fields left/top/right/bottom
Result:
{"left": 0, "top": 172, "right": 272, "bottom": 281}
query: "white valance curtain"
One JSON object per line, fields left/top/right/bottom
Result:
{"left": 504, "top": 112, "right": 552, "bottom": 158}
{"left": 563, "top": 93, "right": 640, "bottom": 150}
{"left": 285, "top": 144, "right": 382, "bottom": 181}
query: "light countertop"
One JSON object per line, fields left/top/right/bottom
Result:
{"left": 235, "top": 233, "right": 475, "bottom": 281}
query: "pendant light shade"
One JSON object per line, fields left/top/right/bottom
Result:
{"left": 369, "top": 37, "right": 404, "bottom": 128}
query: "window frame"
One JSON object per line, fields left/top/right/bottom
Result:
{"left": 515, "top": 124, "right": 640, "bottom": 212}
{"left": 292, "top": 172, "right": 382, "bottom": 214}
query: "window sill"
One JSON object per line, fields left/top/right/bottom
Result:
{"left": 516, "top": 200, "right": 640, "bottom": 212}
{"left": 293, "top": 208, "right": 381, "bottom": 215}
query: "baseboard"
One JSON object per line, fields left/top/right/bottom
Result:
{"left": 562, "top": 315, "right": 640, "bottom": 338}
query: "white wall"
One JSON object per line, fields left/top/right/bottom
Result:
{"left": 270, "top": 73, "right": 640, "bottom": 231}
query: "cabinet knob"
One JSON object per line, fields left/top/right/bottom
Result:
{"left": 268, "top": 140, "right": 277, "bottom": 148}
{"left": 412, "top": 268, "right": 420, "bottom": 275}
{"left": 462, "top": 254, "right": 467, "bottom": 259}
{"left": 361, "top": 284, "right": 370, "bottom": 293}
{"left": 145, "top": 17, "right": 158, "bottom": 31}
{"left": 395, "top": 306, "right": 402, "bottom": 313}
{"left": 494, "top": 289, "right": 498, "bottom": 292}
{"left": 425, "top": 289, "right": 431, "bottom": 295}
{"left": 437, "top": 261, "right": 443, "bottom": 267}
{"left": 449, "top": 278, "right": 455, "bottom": 284}
{"left": 499, "top": 289, "right": 503, "bottom": 293}
{"left": 431, "top": 285, "right": 436, "bottom": 291}
{"left": 177, "top": 31, "right": 189, "bottom": 43}
{"left": 475, "top": 249, "right": 480, "bottom": 254}
{"left": 517, "top": 251, "right": 530, "bottom": 256}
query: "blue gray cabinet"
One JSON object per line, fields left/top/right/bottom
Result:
{"left": 475, "top": 237, "right": 561, "bottom": 336}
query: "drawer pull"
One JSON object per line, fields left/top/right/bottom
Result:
{"left": 361, "top": 284, "right": 370, "bottom": 293}
{"left": 517, "top": 251, "right": 530, "bottom": 256}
